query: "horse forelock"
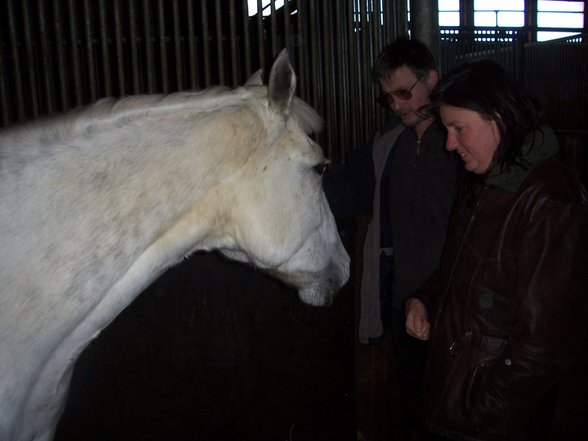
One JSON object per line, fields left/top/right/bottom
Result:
{"left": 290, "top": 97, "right": 324, "bottom": 135}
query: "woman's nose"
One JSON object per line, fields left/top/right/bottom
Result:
{"left": 445, "top": 132, "right": 457, "bottom": 151}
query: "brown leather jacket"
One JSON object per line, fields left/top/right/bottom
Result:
{"left": 412, "top": 127, "right": 588, "bottom": 440}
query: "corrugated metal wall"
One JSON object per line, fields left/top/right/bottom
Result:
{"left": 0, "top": 0, "right": 408, "bottom": 163}
{"left": 440, "top": 28, "right": 588, "bottom": 132}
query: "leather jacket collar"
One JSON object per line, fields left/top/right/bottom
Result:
{"left": 486, "top": 126, "right": 559, "bottom": 193}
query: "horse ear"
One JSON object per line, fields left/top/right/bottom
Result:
{"left": 245, "top": 69, "right": 264, "bottom": 86}
{"left": 268, "top": 48, "right": 296, "bottom": 115}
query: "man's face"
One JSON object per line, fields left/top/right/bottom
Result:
{"left": 378, "top": 65, "right": 438, "bottom": 128}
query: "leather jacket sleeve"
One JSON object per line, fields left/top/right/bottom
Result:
{"left": 468, "top": 200, "right": 588, "bottom": 431}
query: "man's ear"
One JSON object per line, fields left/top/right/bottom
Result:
{"left": 425, "top": 69, "right": 439, "bottom": 90}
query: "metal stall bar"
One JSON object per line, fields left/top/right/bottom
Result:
{"left": 242, "top": 0, "right": 252, "bottom": 78}
{"left": 200, "top": 0, "right": 212, "bottom": 86}
{"left": 295, "top": 0, "right": 307, "bottom": 100}
{"left": 270, "top": 0, "right": 278, "bottom": 57}
{"left": 214, "top": 0, "right": 225, "bottom": 85}
{"left": 83, "top": 0, "right": 97, "bottom": 102}
{"left": 229, "top": 1, "right": 239, "bottom": 87}
{"left": 255, "top": 0, "right": 265, "bottom": 74}
{"left": 346, "top": 0, "right": 360, "bottom": 151}
{"left": 321, "top": 0, "right": 335, "bottom": 152}
{"left": 143, "top": 0, "right": 157, "bottom": 93}
{"left": 309, "top": 0, "right": 322, "bottom": 117}
{"left": 158, "top": 0, "right": 170, "bottom": 93}
{"left": 186, "top": 0, "right": 199, "bottom": 89}
{"left": 99, "top": 0, "right": 113, "bottom": 97}
{"left": 0, "top": 53, "right": 8, "bottom": 126}
{"left": 38, "top": 0, "right": 56, "bottom": 115}
{"left": 333, "top": 0, "right": 351, "bottom": 161}
{"left": 67, "top": 0, "right": 83, "bottom": 106}
{"left": 54, "top": 0, "right": 70, "bottom": 110}
{"left": 6, "top": 0, "right": 26, "bottom": 122}
{"left": 22, "top": 0, "right": 40, "bottom": 118}
{"left": 173, "top": 0, "right": 185, "bottom": 90}
{"left": 283, "top": 0, "right": 291, "bottom": 55}
{"left": 359, "top": 1, "right": 372, "bottom": 148}
{"left": 113, "top": 0, "right": 126, "bottom": 96}
{"left": 129, "top": 0, "right": 141, "bottom": 94}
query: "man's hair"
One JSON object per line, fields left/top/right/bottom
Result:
{"left": 372, "top": 37, "right": 437, "bottom": 84}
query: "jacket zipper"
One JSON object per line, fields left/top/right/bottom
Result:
{"left": 432, "top": 185, "right": 487, "bottom": 333}
{"left": 427, "top": 185, "right": 487, "bottom": 424}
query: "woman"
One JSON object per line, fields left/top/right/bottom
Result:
{"left": 405, "top": 59, "right": 588, "bottom": 441}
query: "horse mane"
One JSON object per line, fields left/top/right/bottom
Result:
{"left": 83, "top": 87, "right": 324, "bottom": 135}
{"left": 0, "top": 84, "right": 323, "bottom": 153}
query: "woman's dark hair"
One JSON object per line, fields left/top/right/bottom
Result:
{"left": 372, "top": 37, "right": 437, "bottom": 84}
{"left": 431, "top": 59, "right": 544, "bottom": 170}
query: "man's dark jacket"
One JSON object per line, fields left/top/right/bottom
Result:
{"left": 323, "top": 118, "right": 458, "bottom": 342}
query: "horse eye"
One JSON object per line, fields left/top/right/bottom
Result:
{"left": 313, "top": 163, "right": 327, "bottom": 176}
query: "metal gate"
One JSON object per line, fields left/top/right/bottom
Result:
{"left": 0, "top": 0, "right": 408, "bottom": 162}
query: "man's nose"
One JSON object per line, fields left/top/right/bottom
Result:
{"left": 388, "top": 96, "right": 400, "bottom": 112}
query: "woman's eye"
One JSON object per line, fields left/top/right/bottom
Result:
{"left": 313, "top": 163, "right": 327, "bottom": 176}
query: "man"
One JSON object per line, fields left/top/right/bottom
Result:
{"left": 323, "top": 37, "right": 459, "bottom": 436}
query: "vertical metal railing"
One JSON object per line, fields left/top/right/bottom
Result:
{"left": 0, "top": 2, "right": 585, "bottom": 164}
{"left": 0, "top": 0, "right": 408, "bottom": 162}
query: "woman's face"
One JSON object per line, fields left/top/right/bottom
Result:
{"left": 440, "top": 104, "right": 501, "bottom": 174}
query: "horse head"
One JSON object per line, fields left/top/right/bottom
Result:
{"left": 217, "top": 49, "right": 350, "bottom": 306}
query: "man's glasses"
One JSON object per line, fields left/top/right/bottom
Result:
{"left": 377, "top": 77, "right": 421, "bottom": 108}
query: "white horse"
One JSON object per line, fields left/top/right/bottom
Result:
{"left": 0, "top": 50, "right": 349, "bottom": 441}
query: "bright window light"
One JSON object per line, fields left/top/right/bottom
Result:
{"left": 538, "top": 1, "right": 584, "bottom": 13}
{"left": 537, "top": 1, "right": 584, "bottom": 41}
{"left": 475, "top": 0, "right": 524, "bottom": 11}
{"left": 439, "top": 0, "right": 459, "bottom": 10}
{"left": 247, "top": 0, "right": 285, "bottom": 17}
{"left": 435, "top": 0, "right": 585, "bottom": 41}
{"left": 474, "top": 11, "right": 498, "bottom": 27}
{"left": 439, "top": 0, "right": 460, "bottom": 26}
{"left": 474, "top": 0, "right": 524, "bottom": 27}
{"left": 497, "top": 11, "right": 525, "bottom": 27}
{"left": 538, "top": 31, "right": 580, "bottom": 41}
{"left": 439, "top": 11, "right": 460, "bottom": 26}
{"left": 538, "top": 11, "right": 584, "bottom": 28}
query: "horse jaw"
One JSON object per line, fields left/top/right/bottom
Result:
{"left": 216, "top": 247, "right": 345, "bottom": 307}
{"left": 276, "top": 246, "right": 350, "bottom": 307}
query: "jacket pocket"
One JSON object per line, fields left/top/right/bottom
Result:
{"left": 431, "top": 333, "right": 507, "bottom": 437}
{"left": 466, "top": 335, "right": 508, "bottom": 434}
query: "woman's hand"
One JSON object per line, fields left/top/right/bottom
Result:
{"left": 405, "top": 298, "right": 430, "bottom": 341}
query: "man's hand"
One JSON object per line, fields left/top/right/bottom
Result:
{"left": 405, "top": 298, "right": 430, "bottom": 341}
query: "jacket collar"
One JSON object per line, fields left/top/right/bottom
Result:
{"left": 485, "top": 126, "right": 559, "bottom": 192}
